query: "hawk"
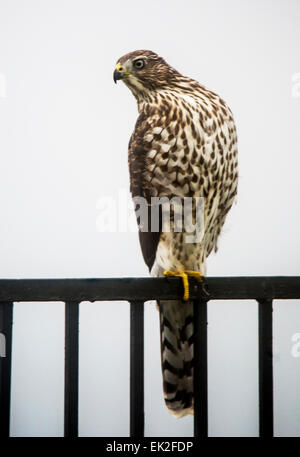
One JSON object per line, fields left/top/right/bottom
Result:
{"left": 114, "top": 50, "right": 238, "bottom": 417}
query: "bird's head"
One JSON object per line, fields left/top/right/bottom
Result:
{"left": 113, "top": 50, "right": 179, "bottom": 97}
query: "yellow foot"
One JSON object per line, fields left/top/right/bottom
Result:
{"left": 163, "top": 270, "right": 203, "bottom": 301}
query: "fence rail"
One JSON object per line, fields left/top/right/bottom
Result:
{"left": 0, "top": 276, "right": 300, "bottom": 437}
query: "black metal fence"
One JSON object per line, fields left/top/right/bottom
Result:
{"left": 0, "top": 276, "right": 300, "bottom": 438}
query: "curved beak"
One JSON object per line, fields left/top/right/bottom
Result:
{"left": 113, "top": 69, "right": 123, "bottom": 84}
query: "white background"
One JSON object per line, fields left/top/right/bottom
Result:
{"left": 0, "top": 0, "right": 299, "bottom": 437}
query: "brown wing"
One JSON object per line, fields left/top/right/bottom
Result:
{"left": 138, "top": 210, "right": 161, "bottom": 272}
{"left": 128, "top": 111, "right": 161, "bottom": 272}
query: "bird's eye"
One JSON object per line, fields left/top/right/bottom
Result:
{"left": 134, "top": 59, "right": 145, "bottom": 69}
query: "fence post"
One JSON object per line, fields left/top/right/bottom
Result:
{"left": 258, "top": 298, "right": 274, "bottom": 437}
{"left": 0, "top": 301, "right": 13, "bottom": 437}
{"left": 64, "top": 301, "right": 79, "bottom": 437}
{"left": 193, "top": 299, "right": 208, "bottom": 438}
{"left": 130, "top": 300, "right": 144, "bottom": 437}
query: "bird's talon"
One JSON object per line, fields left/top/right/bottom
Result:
{"left": 164, "top": 270, "right": 203, "bottom": 301}
{"left": 184, "top": 270, "right": 203, "bottom": 282}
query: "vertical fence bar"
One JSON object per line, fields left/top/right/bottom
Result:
{"left": 258, "top": 298, "right": 273, "bottom": 437}
{"left": 0, "top": 301, "right": 13, "bottom": 437}
{"left": 64, "top": 301, "right": 79, "bottom": 437}
{"left": 193, "top": 299, "right": 208, "bottom": 438}
{"left": 130, "top": 300, "right": 144, "bottom": 437}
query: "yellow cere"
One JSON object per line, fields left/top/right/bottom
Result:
{"left": 116, "top": 62, "right": 124, "bottom": 72}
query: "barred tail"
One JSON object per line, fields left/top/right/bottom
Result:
{"left": 159, "top": 299, "right": 194, "bottom": 417}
